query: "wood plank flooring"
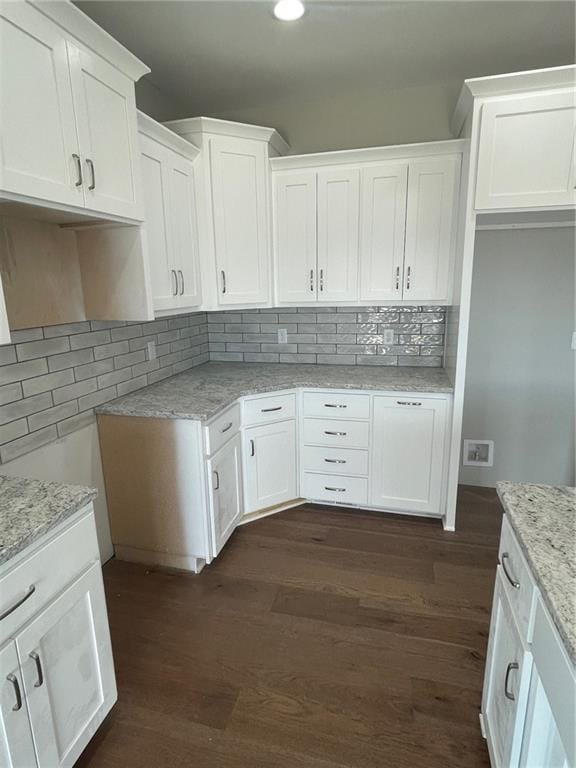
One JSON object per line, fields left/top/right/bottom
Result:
{"left": 77, "top": 485, "right": 502, "bottom": 768}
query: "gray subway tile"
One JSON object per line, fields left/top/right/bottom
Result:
{"left": 243, "top": 353, "right": 280, "bottom": 363}
{"left": 226, "top": 343, "right": 260, "bottom": 353}
{"left": 69, "top": 330, "right": 111, "bottom": 351}
{"left": 167, "top": 316, "right": 190, "bottom": 331}
{"left": 261, "top": 323, "right": 296, "bottom": 334}
{"left": 117, "top": 376, "right": 147, "bottom": 396}
{"left": 74, "top": 359, "right": 114, "bottom": 382}
{"left": 398, "top": 356, "right": 442, "bottom": 367}
{"left": 57, "top": 410, "right": 95, "bottom": 438}
{"left": 0, "top": 418, "right": 28, "bottom": 445}
{"left": 132, "top": 359, "right": 160, "bottom": 377}
{"left": 0, "top": 382, "right": 23, "bottom": 406}
{"left": 286, "top": 334, "right": 316, "bottom": 344}
{"left": 297, "top": 344, "right": 336, "bottom": 354}
{"left": 0, "top": 392, "right": 53, "bottom": 426}
{"left": 356, "top": 356, "right": 399, "bottom": 366}
{"left": 97, "top": 368, "right": 132, "bottom": 389}
{"left": 23, "top": 369, "right": 74, "bottom": 397}
{"left": 261, "top": 343, "right": 297, "bottom": 354}
{"left": 316, "top": 355, "right": 356, "bottom": 365}
{"left": 110, "top": 325, "right": 143, "bottom": 342}
{"left": 281, "top": 313, "right": 315, "bottom": 324}
{"left": 170, "top": 339, "right": 192, "bottom": 353}
{"left": 129, "top": 334, "right": 157, "bottom": 352}
{"left": 156, "top": 330, "right": 179, "bottom": 345}
{"left": 297, "top": 324, "right": 336, "bottom": 334}
{"left": 245, "top": 313, "right": 275, "bottom": 323}
{"left": 147, "top": 368, "right": 173, "bottom": 384}
{"left": 28, "top": 400, "right": 78, "bottom": 432}
{"left": 337, "top": 323, "right": 378, "bottom": 334}
{"left": 0, "top": 346, "right": 17, "bottom": 365}
{"left": 242, "top": 333, "right": 277, "bottom": 343}
{"left": 279, "top": 353, "right": 316, "bottom": 364}
{"left": 336, "top": 345, "right": 377, "bottom": 355}
{"left": 44, "top": 322, "right": 90, "bottom": 338}
{"left": 16, "top": 336, "right": 69, "bottom": 361}
{"left": 224, "top": 323, "right": 259, "bottom": 333}
{"left": 378, "top": 345, "right": 419, "bottom": 356}
{"left": 114, "top": 350, "right": 146, "bottom": 370}
{"left": 421, "top": 323, "right": 445, "bottom": 334}
{"left": 210, "top": 352, "right": 244, "bottom": 362}
{"left": 399, "top": 334, "right": 443, "bottom": 345}
{"left": 93, "top": 340, "right": 130, "bottom": 361}
{"left": 399, "top": 312, "right": 444, "bottom": 323}
{"left": 78, "top": 385, "right": 118, "bottom": 412}
{"left": 0, "top": 425, "right": 57, "bottom": 462}
{"left": 208, "top": 313, "right": 240, "bottom": 324}
{"left": 317, "top": 334, "right": 356, "bottom": 344}
{"left": 1, "top": 358, "right": 48, "bottom": 384}
{"left": 10, "top": 328, "right": 43, "bottom": 343}
{"left": 48, "top": 349, "right": 93, "bottom": 372}
{"left": 53, "top": 378, "right": 97, "bottom": 405}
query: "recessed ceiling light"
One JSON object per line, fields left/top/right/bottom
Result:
{"left": 273, "top": 0, "right": 305, "bottom": 21}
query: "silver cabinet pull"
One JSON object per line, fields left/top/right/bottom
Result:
{"left": 221, "top": 270, "right": 227, "bottom": 294}
{"left": 86, "top": 158, "right": 96, "bottom": 190}
{"left": 324, "top": 403, "right": 346, "bottom": 409}
{"left": 319, "top": 268, "right": 324, "bottom": 292}
{"left": 405, "top": 265, "right": 411, "bottom": 290}
{"left": 504, "top": 662, "right": 519, "bottom": 700}
{"left": 324, "top": 458, "right": 346, "bottom": 464}
{"left": 501, "top": 553, "right": 520, "bottom": 589}
{"left": 171, "top": 269, "right": 178, "bottom": 296}
{"left": 29, "top": 652, "right": 43, "bottom": 688}
{"left": 325, "top": 486, "right": 346, "bottom": 493}
{"left": 220, "top": 422, "right": 233, "bottom": 434}
{"left": 213, "top": 470, "right": 220, "bottom": 491}
{"left": 178, "top": 270, "right": 184, "bottom": 295}
{"left": 324, "top": 430, "right": 346, "bottom": 436}
{"left": 395, "top": 265, "right": 400, "bottom": 290}
{"left": 0, "top": 585, "right": 35, "bottom": 622}
{"left": 6, "top": 674, "right": 22, "bottom": 711}
{"left": 261, "top": 406, "right": 282, "bottom": 413}
{"left": 396, "top": 400, "right": 422, "bottom": 407}
{"left": 309, "top": 269, "right": 314, "bottom": 292}
{"left": 250, "top": 439, "right": 255, "bottom": 457}
{"left": 72, "top": 154, "right": 83, "bottom": 187}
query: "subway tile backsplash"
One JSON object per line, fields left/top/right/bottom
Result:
{"left": 0, "top": 305, "right": 444, "bottom": 464}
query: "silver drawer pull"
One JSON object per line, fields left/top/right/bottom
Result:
{"left": 72, "top": 153, "right": 82, "bottom": 187}
{"left": 397, "top": 400, "right": 422, "bottom": 407}
{"left": 29, "top": 652, "right": 43, "bottom": 688}
{"left": 6, "top": 674, "right": 22, "bottom": 711}
{"left": 324, "top": 404, "right": 347, "bottom": 409}
{"left": 324, "top": 458, "right": 346, "bottom": 464}
{"left": 325, "top": 431, "right": 346, "bottom": 436}
{"left": 0, "top": 585, "right": 35, "bottom": 622}
{"left": 213, "top": 470, "right": 220, "bottom": 491}
{"left": 250, "top": 439, "right": 255, "bottom": 457}
{"left": 220, "top": 422, "right": 233, "bottom": 433}
{"left": 325, "top": 486, "right": 346, "bottom": 492}
{"left": 504, "top": 662, "right": 519, "bottom": 700}
{"left": 261, "top": 406, "right": 282, "bottom": 413}
{"left": 86, "top": 158, "right": 96, "bottom": 190}
{"left": 501, "top": 552, "right": 520, "bottom": 589}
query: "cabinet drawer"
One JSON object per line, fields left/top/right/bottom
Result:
{"left": 302, "top": 472, "right": 368, "bottom": 505}
{"left": 243, "top": 393, "right": 296, "bottom": 427}
{"left": 499, "top": 515, "right": 537, "bottom": 642}
{"left": 0, "top": 509, "right": 99, "bottom": 643}
{"left": 302, "top": 445, "right": 369, "bottom": 476}
{"left": 303, "top": 418, "right": 369, "bottom": 449}
{"left": 205, "top": 403, "right": 241, "bottom": 456}
{"left": 303, "top": 391, "right": 370, "bottom": 420}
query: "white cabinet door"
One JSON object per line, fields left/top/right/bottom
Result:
{"left": 208, "top": 434, "right": 243, "bottom": 556}
{"left": 476, "top": 90, "right": 576, "bottom": 210}
{"left": 167, "top": 155, "right": 201, "bottom": 309}
{"left": 359, "top": 164, "right": 408, "bottom": 302}
{"left": 483, "top": 570, "right": 532, "bottom": 768}
{"left": 370, "top": 395, "right": 447, "bottom": 515}
{"left": 244, "top": 420, "right": 297, "bottom": 514}
{"left": 15, "top": 562, "right": 116, "bottom": 768}
{"left": 210, "top": 137, "right": 269, "bottom": 305}
{"left": 69, "top": 44, "right": 142, "bottom": 220}
{"left": 0, "top": 3, "right": 81, "bottom": 207}
{"left": 519, "top": 667, "right": 570, "bottom": 768}
{"left": 0, "top": 641, "right": 37, "bottom": 768}
{"left": 403, "top": 156, "right": 459, "bottom": 302}
{"left": 317, "top": 168, "right": 360, "bottom": 302}
{"left": 274, "top": 172, "right": 317, "bottom": 303}
{"left": 140, "top": 135, "right": 177, "bottom": 311}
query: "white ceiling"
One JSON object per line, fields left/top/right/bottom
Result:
{"left": 76, "top": 0, "right": 575, "bottom": 147}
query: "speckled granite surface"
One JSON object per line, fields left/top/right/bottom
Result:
{"left": 497, "top": 482, "right": 576, "bottom": 664}
{"left": 0, "top": 475, "right": 97, "bottom": 566}
{"left": 96, "top": 362, "right": 453, "bottom": 421}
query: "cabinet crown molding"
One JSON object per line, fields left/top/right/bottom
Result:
{"left": 270, "top": 138, "right": 466, "bottom": 171}
{"left": 138, "top": 111, "right": 200, "bottom": 161}
{"left": 164, "top": 116, "right": 290, "bottom": 156}
{"left": 28, "top": 0, "right": 150, "bottom": 81}
{"left": 451, "top": 64, "right": 576, "bottom": 138}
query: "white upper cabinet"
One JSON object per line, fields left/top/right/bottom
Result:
{"left": 403, "top": 156, "right": 460, "bottom": 302}
{"left": 139, "top": 114, "right": 201, "bottom": 314}
{"left": 359, "top": 163, "right": 408, "bottom": 302}
{"left": 0, "top": 1, "right": 148, "bottom": 222}
{"left": 475, "top": 90, "right": 576, "bottom": 210}
{"left": 274, "top": 171, "right": 317, "bottom": 303}
{"left": 317, "top": 169, "right": 360, "bottom": 302}
{"left": 210, "top": 136, "right": 270, "bottom": 305}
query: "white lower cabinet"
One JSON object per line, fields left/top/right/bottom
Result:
{"left": 207, "top": 434, "right": 243, "bottom": 556}
{"left": 0, "top": 642, "right": 37, "bottom": 768}
{"left": 370, "top": 395, "right": 448, "bottom": 515}
{"left": 244, "top": 420, "right": 297, "bottom": 514}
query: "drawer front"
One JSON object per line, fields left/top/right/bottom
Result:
{"left": 0, "top": 509, "right": 99, "bottom": 643}
{"left": 303, "top": 418, "right": 370, "bottom": 449}
{"left": 302, "top": 472, "right": 368, "bottom": 505}
{"left": 302, "top": 445, "right": 369, "bottom": 476}
{"left": 303, "top": 391, "right": 370, "bottom": 420}
{"left": 206, "top": 403, "right": 241, "bottom": 456}
{"left": 243, "top": 393, "right": 296, "bottom": 427}
{"left": 499, "top": 515, "right": 537, "bottom": 642}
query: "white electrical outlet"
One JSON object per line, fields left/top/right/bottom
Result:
{"left": 146, "top": 341, "right": 156, "bottom": 361}
{"left": 383, "top": 329, "right": 395, "bottom": 345}
{"left": 571, "top": 331, "right": 576, "bottom": 351}
{"left": 278, "top": 328, "right": 288, "bottom": 344}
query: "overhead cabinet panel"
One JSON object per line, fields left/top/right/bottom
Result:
{"left": 274, "top": 172, "right": 317, "bottom": 303}
{"left": 475, "top": 90, "right": 576, "bottom": 210}
{"left": 210, "top": 137, "right": 270, "bottom": 304}
{"left": 0, "top": 3, "right": 81, "bottom": 207}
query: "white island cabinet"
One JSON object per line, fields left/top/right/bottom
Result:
{"left": 0, "top": 503, "right": 116, "bottom": 768}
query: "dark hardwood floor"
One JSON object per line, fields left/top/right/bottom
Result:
{"left": 77, "top": 485, "right": 502, "bottom": 768}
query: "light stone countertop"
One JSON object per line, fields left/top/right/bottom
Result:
{"left": 497, "top": 481, "right": 576, "bottom": 665}
{"left": 95, "top": 361, "right": 454, "bottom": 421}
{"left": 0, "top": 475, "right": 97, "bottom": 567}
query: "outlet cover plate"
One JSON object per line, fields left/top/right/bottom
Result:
{"left": 463, "top": 439, "right": 494, "bottom": 467}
